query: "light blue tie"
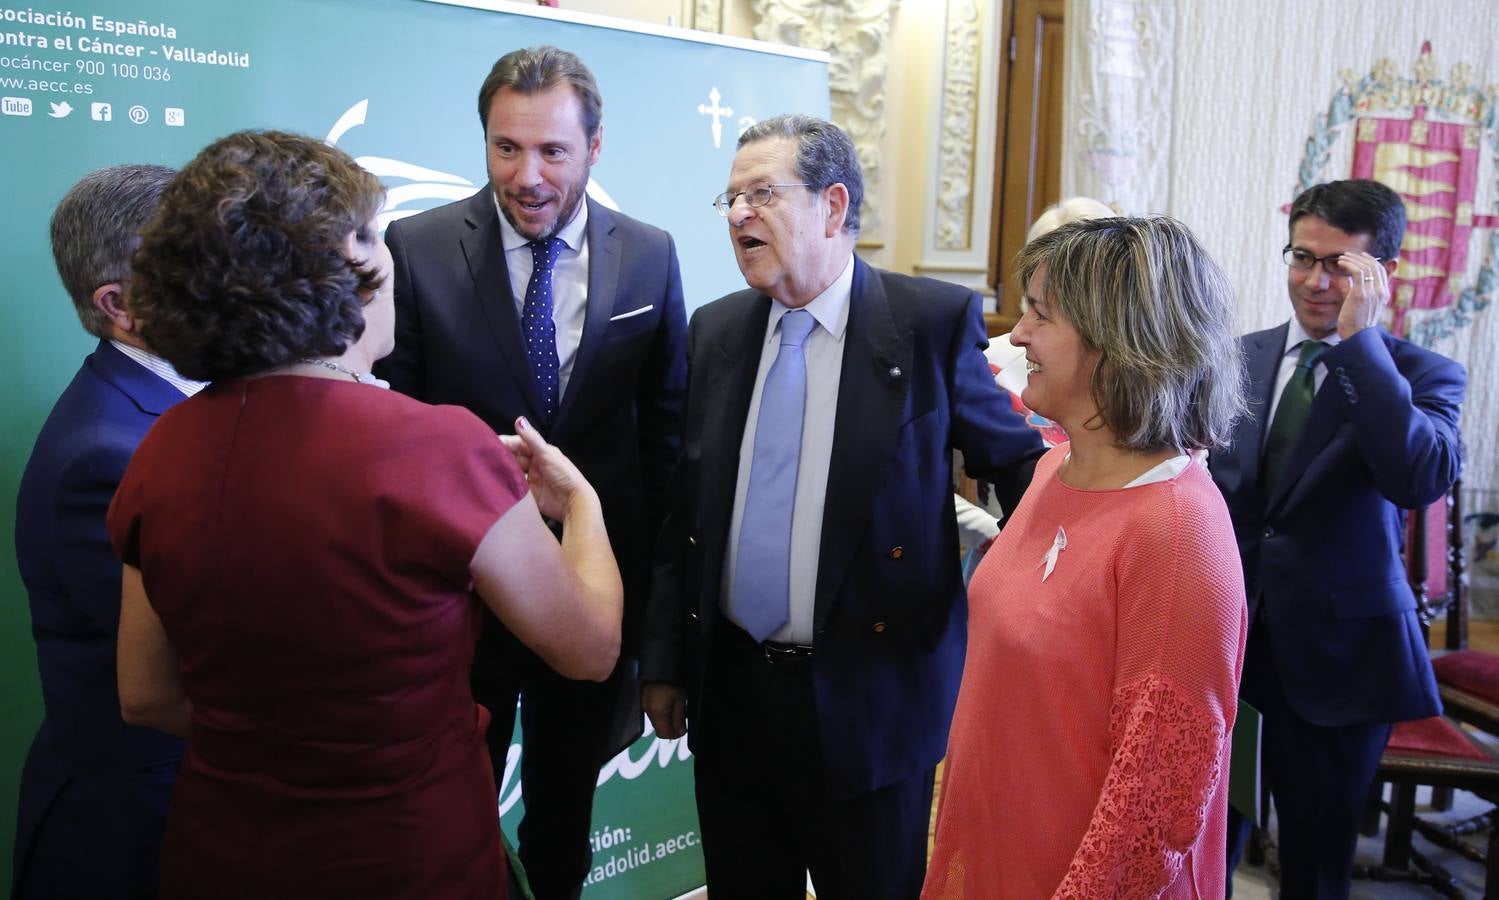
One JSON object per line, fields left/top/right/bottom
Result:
{"left": 730, "top": 309, "right": 817, "bottom": 642}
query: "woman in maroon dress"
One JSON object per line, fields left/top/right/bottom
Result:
{"left": 107, "top": 130, "right": 622, "bottom": 899}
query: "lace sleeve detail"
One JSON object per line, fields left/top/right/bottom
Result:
{"left": 1052, "top": 673, "right": 1227, "bottom": 900}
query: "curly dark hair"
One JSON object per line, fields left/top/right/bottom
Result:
{"left": 130, "top": 130, "right": 386, "bottom": 381}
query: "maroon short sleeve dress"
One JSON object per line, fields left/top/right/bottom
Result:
{"left": 108, "top": 375, "right": 529, "bottom": 899}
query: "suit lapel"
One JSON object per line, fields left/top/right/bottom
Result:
{"left": 1266, "top": 350, "right": 1346, "bottom": 515}
{"left": 91, "top": 340, "right": 183, "bottom": 415}
{"left": 459, "top": 186, "right": 545, "bottom": 423}
{"left": 554, "top": 199, "right": 621, "bottom": 434}
{"left": 1226, "top": 324, "right": 1286, "bottom": 493}
{"left": 698, "top": 294, "right": 771, "bottom": 618}
{"left": 813, "top": 259, "right": 912, "bottom": 633}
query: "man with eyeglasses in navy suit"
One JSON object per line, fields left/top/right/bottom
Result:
{"left": 1213, "top": 178, "right": 1465, "bottom": 898}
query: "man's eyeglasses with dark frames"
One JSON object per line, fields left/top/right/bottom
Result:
{"left": 1282, "top": 246, "right": 1382, "bottom": 273}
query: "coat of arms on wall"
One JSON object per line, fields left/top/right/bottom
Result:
{"left": 1296, "top": 41, "right": 1499, "bottom": 345}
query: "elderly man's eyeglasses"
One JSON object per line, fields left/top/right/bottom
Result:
{"left": 712, "top": 183, "right": 810, "bottom": 217}
{"left": 1282, "top": 246, "right": 1382, "bottom": 273}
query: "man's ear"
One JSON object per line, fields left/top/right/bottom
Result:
{"left": 587, "top": 123, "right": 604, "bottom": 168}
{"left": 91, "top": 282, "right": 136, "bottom": 336}
{"left": 824, "top": 182, "right": 850, "bottom": 239}
{"left": 1381, "top": 257, "right": 1399, "bottom": 279}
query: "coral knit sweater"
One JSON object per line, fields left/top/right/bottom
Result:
{"left": 925, "top": 445, "right": 1247, "bottom": 899}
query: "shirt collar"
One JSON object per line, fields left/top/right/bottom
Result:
{"left": 1283, "top": 317, "right": 1341, "bottom": 357}
{"left": 767, "top": 253, "right": 854, "bottom": 343}
{"left": 109, "top": 340, "right": 206, "bottom": 396}
{"left": 493, "top": 192, "right": 589, "bottom": 254}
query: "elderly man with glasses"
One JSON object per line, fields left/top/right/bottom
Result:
{"left": 640, "top": 114, "right": 1045, "bottom": 899}
{"left": 1212, "top": 178, "right": 1466, "bottom": 898}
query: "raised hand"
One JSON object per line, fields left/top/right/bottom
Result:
{"left": 499, "top": 416, "right": 594, "bottom": 522}
{"left": 1331, "top": 251, "right": 1392, "bottom": 339}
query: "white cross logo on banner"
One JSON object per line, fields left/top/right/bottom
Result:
{"left": 698, "top": 87, "right": 733, "bottom": 149}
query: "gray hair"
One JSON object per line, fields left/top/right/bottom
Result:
{"left": 1016, "top": 216, "right": 1247, "bottom": 452}
{"left": 738, "top": 114, "right": 863, "bottom": 235}
{"left": 49, "top": 164, "right": 175, "bottom": 338}
{"left": 1026, "top": 196, "right": 1115, "bottom": 244}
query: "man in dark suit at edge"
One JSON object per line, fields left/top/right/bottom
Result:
{"left": 640, "top": 114, "right": 1045, "bottom": 899}
{"left": 14, "top": 164, "right": 200, "bottom": 900}
{"left": 376, "top": 46, "right": 686, "bottom": 900}
{"left": 1215, "top": 179, "right": 1465, "bottom": 898}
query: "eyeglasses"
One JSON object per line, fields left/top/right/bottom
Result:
{"left": 712, "top": 183, "right": 810, "bottom": 217}
{"left": 1282, "top": 246, "right": 1382, "bottom": 273}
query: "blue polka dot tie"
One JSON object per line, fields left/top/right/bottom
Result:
{"left": 522, "top": 237, "right": 565, "bottom": 426}
{"left": 729, "top": 309, "right": 817, "bottom": 642}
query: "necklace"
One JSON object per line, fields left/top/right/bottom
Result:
{"left": 294, "top": 357, "right": 370, "bottom": 383}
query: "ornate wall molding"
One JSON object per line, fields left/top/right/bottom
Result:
{"left": 935, "top": 0, "right": 981, "bottom": 250}
{"left": 752, "top": 0, "right": 898, "bottom": 242}
{"left": 1062, "top": 0, "right": 1176, "bottom": 214}
{"left": 692, "top": 0, "right": 723, "bottom": 32}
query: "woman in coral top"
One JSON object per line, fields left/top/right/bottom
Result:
{"left": 924, "top": 216, "right": 1249, "bottom": 899}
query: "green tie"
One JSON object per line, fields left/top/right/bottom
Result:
{"left": 1262, "top": 340, "right": 1328, "bottom": 493}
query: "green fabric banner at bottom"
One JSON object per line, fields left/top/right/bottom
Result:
{"left": 499, "top": 720, "right": 705, "bottom": 899}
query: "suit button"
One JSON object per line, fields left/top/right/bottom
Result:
{"left": 1348, "top": 392, "right": 1358, "bottom": 404}
{"left": 889, "top": 546, "right": 904, "bottom": 559}
{"left": 1262, "top": 527, "right": 1274, "bottom": 538}
{"left": 688, "top": 611, "right": 699, "bottom": 621}
{"left": 872, "top": 622, "right": 887, "bottom": 633}
{"left": 1336, "top": 366, "right": 1346, "bottom": 375}
{"left": 688, "top": 535, "right": 696, "bottom": 546}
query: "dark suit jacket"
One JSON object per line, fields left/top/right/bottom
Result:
{"left": 13, "top": 340, "right": 185, "bottom": 899}
{"left": 375, "top": 190, "right": 687, "bottom": 734}
{"left": 641, "top": 258, "right": 1045, "bottom": 800}
{"left": 1209, "top": 323, "right": 1464, "bottom": 727}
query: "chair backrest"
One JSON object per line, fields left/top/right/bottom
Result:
{"left": 1404, "top": 480, "right": 1467, "bottom": 650}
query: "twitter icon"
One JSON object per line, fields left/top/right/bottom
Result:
{"left": 49, "top": 101, "right": 73, "bottom": 118}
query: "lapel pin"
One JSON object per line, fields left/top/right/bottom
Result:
{"left": 888, "top": 365, "right": 902, "bottom": 379}
{"left": 1041, "top": 525, "right": 1067, "bottom": 582}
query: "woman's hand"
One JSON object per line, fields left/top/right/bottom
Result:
{"left": 499, "top": 416, "right": 595, "bottom": 521}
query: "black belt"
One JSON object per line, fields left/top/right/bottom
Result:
{"left": 718, "top": 614, "right": 815, "bottom": 668}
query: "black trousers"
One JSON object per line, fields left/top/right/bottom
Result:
{"left": 472, "top": 614, "right": 621, "bottom": 900}
{"left": 693, "top": 620, "right": 935, "bottom": 900}
{"left": 1226, "top": 624, "right": 1391, "bottom": 900}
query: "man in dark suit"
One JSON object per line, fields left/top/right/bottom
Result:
{"left": 640, "top": 114, "right": 1044, "bottom": 899}
{"left": 1215, "top": 179, "right": 1465, "bottom": 898}
{"left": 13, "top": 164, "right": 200, "bottom": 899}
{"left": 375, "top": 45, "right": 685, "bottom": 900}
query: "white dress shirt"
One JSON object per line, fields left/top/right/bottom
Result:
{"left": 110, "top": 341, "right": 206, "bottom": 396}
{"left": 1263, "top": 319, "right": 1342, "bottom": 446}
{"left": 722, "top": 255, "right": 855, "bottom": 645}
{"left": 494, "top": 196, "right": 591, "bottom": 399}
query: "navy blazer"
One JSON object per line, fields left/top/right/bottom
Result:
{"left": 12, "top": 340, "right": 185, "bottom": 899}
{"left": 1209, "top": 324, "right": 1464, "bottom": 727}
{"left": 377, "top": 190, "right": 686, "bottom": 649}
{"left": 641, "top": 258, "right": 1045, "bottom": 799}
{"left": 375, "top": 190, "right": 687, "bottom": 750}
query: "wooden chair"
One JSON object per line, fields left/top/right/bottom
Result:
{"left": 1359, "top": 715, "right": 1499, "bottom": 895}
{"left": 1357, "top": 482, "right": 1499, "bottom": 892}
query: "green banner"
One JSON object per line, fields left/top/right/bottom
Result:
{"left": 499, "top": 719, "right": 703, "bottom": 895}
{"left": 0, "top": 2, "right": 828, "bottom": 895}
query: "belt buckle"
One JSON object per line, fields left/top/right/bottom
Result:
{"left": 761, "top": 641, "right": 813, "bottom": 664}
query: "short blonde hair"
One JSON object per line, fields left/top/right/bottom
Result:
{"left": 1016, "top": 216, "right": 1247, "bottom": 452}
{"left": 1025, "top": 196, "right": 1115, "bottom": 244}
